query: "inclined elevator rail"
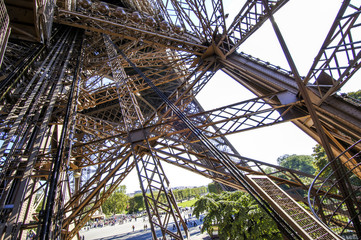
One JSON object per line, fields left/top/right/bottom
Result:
{"left": 39, "top": 28, "right": 83, "bottom": 240}
{"left": 0, "top": 27, "right": 81, "bottom": 239}
{"left": 0, "top": 29, "right": 72, "bottom": 207}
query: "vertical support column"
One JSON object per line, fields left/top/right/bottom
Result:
{"left": 134, "top": 150, "right": 188, "bottom": 240}
{"left": 129, "top": 129, "right": 188, "bottom": 240}
{"left": 38, "top": 28, "right": 84, "bottom": 240}
{"left": 103, "top": 34, "right": 189, "bottom": 240}
{"left": 0, "top": 27, "right": 79, "bottom": 240}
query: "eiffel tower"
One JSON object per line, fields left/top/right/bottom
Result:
{"left": 0, "top": 0, "right": 361, "bottom": 239}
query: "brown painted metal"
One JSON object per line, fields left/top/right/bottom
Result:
{"left": 0, "top": 0, "right": 10, "bottom": 68}
{"left": 0, "top": 0, "right": 360, "bottom": 239}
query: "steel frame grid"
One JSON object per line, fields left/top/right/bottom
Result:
{"left": 1, "top": 0, "right": 361, "bottom": 239}
{"left": 0, "top": 0, "right": 10, "bottom": 68}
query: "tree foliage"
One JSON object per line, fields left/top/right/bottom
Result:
{"left": 127, "top": 194, "right": 145, "bottom": 214}
{"left": 193, "top": 191, "right": 281, "bottom": 240}
{"left": 173, "top": 186, "right": 207, "bottom": 201}
{"left": 312, "top": 144, "right": 330, "bottom": 176}
{"left": 347, "top": 90, "right": 361, "bottom": 100}
{"left": 157, "top": 186, "right": 208, "bottom": 203}
{"left": 207, "top": 182, "right": 223, "bottom": 194}
{"left": 102, "top": 185, "right": 129, "bottom": 215}
{"left": 312, "top": 144, "right": 361, "bottom": 185}
{"left": 277, "top": 154, "right": 316, "bottom": 174}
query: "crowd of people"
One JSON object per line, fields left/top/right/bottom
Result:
{"left": 77, "top": 207, "right": 205, "bottom": 240}
{"left": 84, "top": 213, "right": 142, "bottom": 230}
{"left": 81, "top": 206, "right": 203, "bottom": 232}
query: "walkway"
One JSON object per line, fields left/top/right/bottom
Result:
{"left": 79, "top": 214, "right": 211, "bottom": 240}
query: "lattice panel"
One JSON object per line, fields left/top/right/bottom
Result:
{"left": 0, "top": 0, "right": 10, "bottom": 67}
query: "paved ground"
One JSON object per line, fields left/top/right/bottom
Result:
{"left": 80, "top": 214, "right": 211, "bottom": 240}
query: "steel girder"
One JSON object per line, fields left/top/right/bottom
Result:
{"left": 0, "top": 0, "right": 361, "bottom": 239}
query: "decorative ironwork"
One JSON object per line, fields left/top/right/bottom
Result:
{"left": 304, "top": 0, "right": 361, "bottom": 104}
{"left": 309, "top": 138, "right": 361, "bottom": 239}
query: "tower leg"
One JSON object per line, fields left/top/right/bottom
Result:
{"left": 134, "top": 142, "right": 189, "bottom": 240}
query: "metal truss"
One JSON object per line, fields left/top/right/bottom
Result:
{"left": 62, "top": 150, "right": 134, "bottom": 239}
{"left": 102, "top": 34, "right": 189, "bottom": 239}
{"left": 0, "top": 0, "right": 10, "bottom": 68}
{"left": 309, "top": 139, "right": 361, "bottom": 238}
{"left": 0, "top": 27, "right": 83, "bottom": 239}
{"left": 219, "top": 0, "right": 288, "bottom": 57}
{"left": 221, "top": 53, "right": 361, "bottom": 156}
{"left": 304, "top": 0, "right": 361, "bottom": 104}
{"left": 151, "top": 0, "right": 225, "bottom": 44}
{"left": 0, "top": 0, "right": 361, "bottom": 239}
{"left": 56, "top": 4, "right": 206, "bottom": 55}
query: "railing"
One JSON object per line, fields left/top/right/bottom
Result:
{"left": 238, "top": 51, "right": 294, "bottom": 77}
{"left": 308, "top": 139, "right": 361, "bottom": 239}
{"left": 248, "top": 175, "right": 342, "bottom": 240}
{"left": 0, "top": 0, "right": 10, "bottom": 67}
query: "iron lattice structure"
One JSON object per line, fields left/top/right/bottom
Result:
{"left": 0, "top": 0, "right": 361, "bottom": 239}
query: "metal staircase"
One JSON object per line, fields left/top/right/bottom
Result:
{"left": 247, "top": 175, "right": 342, "bottom": 240}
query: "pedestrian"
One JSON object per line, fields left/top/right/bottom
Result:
{"left": 132, "top": 225, "right": 135, "bottom": 232}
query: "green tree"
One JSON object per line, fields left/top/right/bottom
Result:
{"left": 156, "top": 186, "right": 207, "bottom": 203}
{"left": 208, "top": 182, "right": 223, "bottom": 194}
{"left": 102, "top": 185, "right": 129, "bottom": 215}
{"left": 193, "top": 191, "right": 281, "bottom": 239}
{"left": 347, "top": 90, "right": 361, "bottom": 100}
{"left": 312, "top": 144, "right": 329, "bottom": 176}
{"left": 312, "top": 144, "right": 361, "bottom": 186}
{"left": 127, "top": 194, "right": 144, "bottom": 213}
{"left": 277, "top": 154, "right": 316, "bottom": 174}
